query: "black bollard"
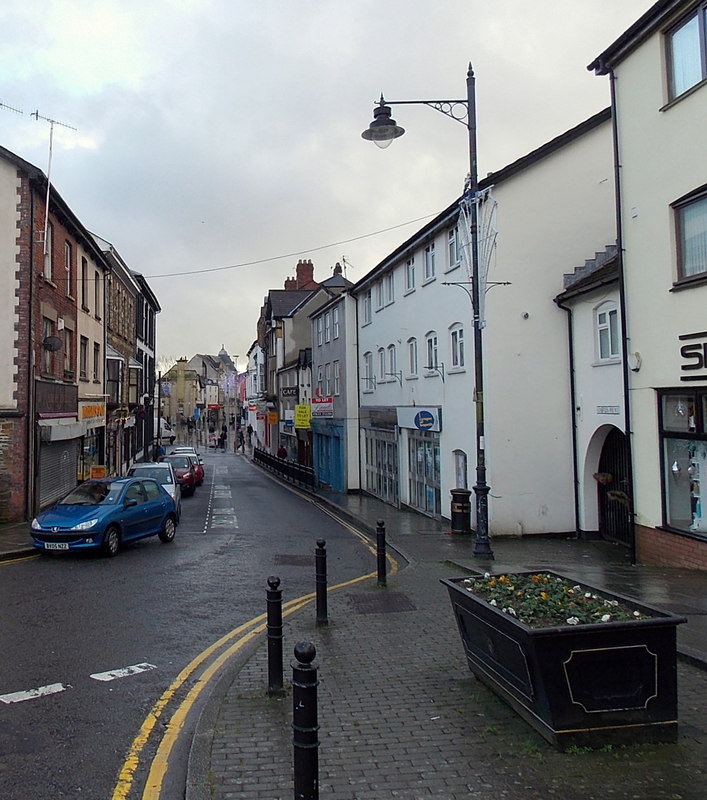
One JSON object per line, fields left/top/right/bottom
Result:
{"left": 315, "top": 539, "right": 328, "bottom": 627}
{"left": 292, "top": 641, "right": 319, "bottom": 800}
{"left": 266, "top": 575, "right": 284, "bottom": 695}
{"left": 376, "top": 519, "right": 387, "bottom": 587}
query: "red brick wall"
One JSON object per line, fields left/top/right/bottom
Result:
{"left": 635, "top": 524, "right": 707, "bottom": 571}
{"left": 0, "top": 172, "right": 31, "bottom": 521}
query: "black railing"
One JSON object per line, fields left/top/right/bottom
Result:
{"left": 253, "top": 447, "right": 315, "bottom": 489}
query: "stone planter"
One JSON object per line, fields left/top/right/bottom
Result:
{"left": 441, "top": 572, "right": 686, "bottom": 749}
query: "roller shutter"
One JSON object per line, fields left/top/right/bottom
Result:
{"left": 39, "top": 440, "right": 79, "bottom": 508}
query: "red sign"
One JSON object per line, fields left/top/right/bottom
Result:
{"left": 207, "top": 404, "right": 220, "bottom": 410}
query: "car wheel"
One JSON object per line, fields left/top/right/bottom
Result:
{"left": 159, "top": 515, "right": 176, "bottom": 543}
{"left": 102, "top": 525, "right": 120, "bottom": 557}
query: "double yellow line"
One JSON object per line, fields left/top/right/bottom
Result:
{"left": 113, "top": 492, "right": 398, "bottom": 800}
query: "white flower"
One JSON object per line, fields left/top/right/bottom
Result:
{"left": 484, "top": 572, "right": 491, "bottom": 579}
{"left": 584, "top": 592, "right": 592, "bottom": 599}
{"left": 489, "top": 599, "right": 497, "bottom": 606}
{"left": 633, "top": 610, "right": 641, "bottom": 618}
{"left": 507, "top": 607, "right": 517, "bottom": 616}
{"left": 566, "top": 616, "right": 580, "bottom": 626}
{"left": 601, "top": 614, "right": 611, "bottom": 623}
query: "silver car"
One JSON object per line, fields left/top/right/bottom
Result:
{"left": 127, "top": 462, "right": 182, "bottom": 521}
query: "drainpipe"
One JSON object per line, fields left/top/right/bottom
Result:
{"left": 554, "top": 296, "right": 581, "bottom": 539}
{"left": 609, "top": 69, "right": 637, "bottom": 565}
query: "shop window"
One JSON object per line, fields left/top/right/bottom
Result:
{"left": 659, "top": 390, "right": 707, "bottom": 536}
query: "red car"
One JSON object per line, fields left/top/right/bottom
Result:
{"left": 169, "top": 447, "right": 204, "bottom": 486}
{"left": 161, "top": 454, "right": 197, "bottom": 496}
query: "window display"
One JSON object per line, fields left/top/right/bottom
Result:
{"left": 660, "top": 391, "right": 707, "bottom": 536}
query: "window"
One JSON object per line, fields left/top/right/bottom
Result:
{"left": 42, "top": 317, "right": 53, "bottom": 373}
{"left": 63, "top": 328, "right": 73, "bottom": 376}
{"left": 363, "top": 351, "right": 374, "bottom": 391}
{"left": 316, "top": 365, "right": 323, "bottom": 396}
{"left": 64, "top": 241, "right": 73, "bottom": 296}
{"left": 128, "top": 367, "right": 139, "bottom": 404}
{"left": 424, "top": 242, "right": 436, "bottom": 281}
{"left": 362, "top": 289, "right": 372, "bottom": 324}
{"left": 106, "top": 359, "right": 121, "bottom": 403}
{"left": 448, "top": 226, "right": 461, "bottom": 269}
{"left": 667, "top": 6, "right": 707, "bottom": 99}
{"left": 324, "top": 312, "right": 331, "bottom": 343}
{"left": 94, "top": 270, "right": 101, "bottom": 319}
{"left": 79, "top": 336, "right": 88, "bottom": 379}
{"left": 333, "top": 307, "right": 340, "bottom": 339}
{"left": 376, "top": 280, "right": 384, "bottom": 310}
{"left": 378, "top": 347, "right": 386, "bottom": 382}
{"left": 407, "top": 338, "right": 418, "bottom": 377}
{"left": 93, "top": 342, "right": 101, "bottom": 382}
{"left": 405, "top": 256, "right": 415, "bottom": 291}
{"left": 450, "top": 324, "right": 465, "bottom": 368}
{"left": 316, "top": 317, "right": 323, "bottom": 346}
{"left": 333, "top": 360, "right": 340, "bottom": 395}
{"left": 384, "top": 272, "right": 394, "bottom": 304}
{"left": 387, "top": 344, "right": 397, "bottom": 379}
{"left": 659, "top": 390, "right": 707, "bottom": 537}
{"left": 596, "top": 303, "right": 620, "bottom": 360}
{"left": 425, "top": 331, "right": 438, "bottom": 369}
{"left": 43, "top": 223, "right": 54, "bottom": 282}
{"left": 81, "top": 258, "right": 88, "bottom": 309}
{"left": 676, "top": 191, "right": 707, "bottom": 280}
{"left": 325, "top": 362, "right": 332, "bottom": 396}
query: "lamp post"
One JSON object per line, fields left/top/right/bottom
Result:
{"left": 362, "top": 63, "right": 493, "bottom": 558}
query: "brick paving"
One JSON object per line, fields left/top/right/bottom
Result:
{"left": 190, "top": 544, "right": 707, "bottom": 800}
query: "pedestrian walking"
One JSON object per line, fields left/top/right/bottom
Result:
{"left": 237, "top": 428, "right": 245, "bottom": 452}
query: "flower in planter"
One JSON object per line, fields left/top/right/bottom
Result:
{"left": 462, "top": 572, "right": 645, "bottom": 628}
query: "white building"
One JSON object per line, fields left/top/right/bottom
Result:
{"left": 590, "top": 0, "right": 707, "bottom": 570}
{"left": 353, "top": 109, "right": 616, "bottom": 535}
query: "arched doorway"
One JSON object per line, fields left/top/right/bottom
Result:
{"left": 596, "top": 427, "right": 632, "bottom": 547}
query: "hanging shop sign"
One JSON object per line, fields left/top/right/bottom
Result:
{"left": 396, "top": 406, "right": 442, "bottom": 432}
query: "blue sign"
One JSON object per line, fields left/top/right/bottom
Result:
{"left": 414, "top": 410, "right": 435, "bottom": 430}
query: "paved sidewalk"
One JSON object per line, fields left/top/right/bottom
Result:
{"left": 185, "top": 485, "right": 707, "bottom": 800}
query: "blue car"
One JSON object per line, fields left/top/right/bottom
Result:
{"left": 30, "top": 477, "right": 178, "bottom": 557}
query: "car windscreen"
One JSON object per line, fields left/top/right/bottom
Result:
{"left": 164, "top": 456, "right": 190, "bottom": 469}
{"left": 129, "top": 467, "right": 174, "bottom": 485}
{"left": 59, "top": 482, "right": 121, "bottom": 505}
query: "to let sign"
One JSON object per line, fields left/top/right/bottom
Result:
{"left": 311, "top": 397, "right": 333, "bottom": 418}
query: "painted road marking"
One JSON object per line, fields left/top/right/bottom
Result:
{"left": 0, "top": 683, "right": 69, "bottom": 704}
{"left": 91, "top": 663, "right": 157, "bottom": 682}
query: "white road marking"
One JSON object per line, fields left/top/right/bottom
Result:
{"left": 90, "top": 663, "right": 157, "bottom": 682}
{"left": 0, "top": 683, "right": 69, "bottom": 704}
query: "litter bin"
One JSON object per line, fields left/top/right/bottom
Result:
{"left": 450, "top": 488, "right": 472, "bottom": 534}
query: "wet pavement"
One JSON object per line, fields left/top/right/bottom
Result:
{"left": 5, "top": 460, "right": 707, "bottom": 799}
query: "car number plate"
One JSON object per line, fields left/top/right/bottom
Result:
{"left": 44, "top": 542, "right": 69, "bottom": 550}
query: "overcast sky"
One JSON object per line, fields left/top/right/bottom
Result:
{"left": 1, "top": 0, "right": 652, "bottom": 369}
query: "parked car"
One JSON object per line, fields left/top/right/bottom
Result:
{"left": 127, "top": 462, "right": 182, "bottom": 521}
{"left": 170, "top": 447, "right": 204, "bottom": 485}
{"left": 161, "top": 454, "right": 198, "bottom": 496}
{"left": 30, "top": 477, "right": 177, "bottom": 557}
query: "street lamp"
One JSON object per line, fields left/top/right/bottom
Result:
{"left": 362, "top": 63, "right": 493, "bottom": 559}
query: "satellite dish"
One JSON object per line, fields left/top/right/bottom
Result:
{"left": 42, "top": 335, "right": 63, "bottom": 351}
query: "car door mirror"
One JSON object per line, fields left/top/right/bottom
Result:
{"left": 124, "top": 498, "right": 138, "bottom": 507}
